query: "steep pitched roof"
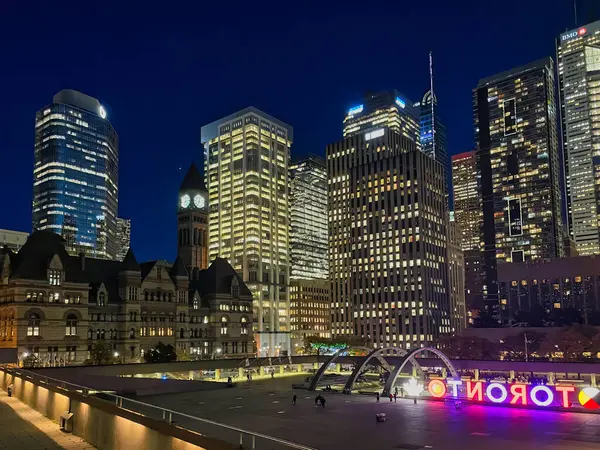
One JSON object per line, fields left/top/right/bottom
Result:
{"left": 139, "top": 261, "right": 157, "bottom": 280}
{"left": 169, "top": 256, "right": 188, "bottom": 280}
{"left": 10, "top": 231, "right": 85, "bottom": 282}
{"left": 83, "top": 258, "right": 122, "bottom": 302}
{"left": 179, "top": 163, "right": 207, "bottom": 192}
{"left": 121, "top": 248, "right": 140, "bottom": 272}
{"left": 189, "top": 257, "right": 252, "bottom": 297}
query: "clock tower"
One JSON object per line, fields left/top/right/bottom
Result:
{"left": 177, "top": 163, "right": 209, "bottom": 273}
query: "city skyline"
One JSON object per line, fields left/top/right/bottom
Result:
{"left": 1, "top": 1, "right": 592, "bottom": 262}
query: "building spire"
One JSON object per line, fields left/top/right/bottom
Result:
{"left": 429, "top": 51, "right": 436, "bottom": 159}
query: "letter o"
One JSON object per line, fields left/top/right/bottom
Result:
{"left": 428, "top": 379, "right": 447, "bottom": 398}
{"left": 530, "top": 385, "right": 554, "bottom": 407}
{"left": 486, "top": 383, "right": 508, "bottom": 403}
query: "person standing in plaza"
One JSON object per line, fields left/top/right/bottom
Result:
{"left": 292, "top": 394, "right": 297, "bottom": 405}
{"left": 376, "top": 392, "right": 380, "bottom": 402}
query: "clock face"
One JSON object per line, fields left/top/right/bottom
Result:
{"left": 180, "top": 194, "right": 191, "bottom": 208}
{"left": 193, "top": 194, "right": 205, "bottom": 209}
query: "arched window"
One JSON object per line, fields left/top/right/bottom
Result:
{"left": 193, "top": 296, "right": 199, "bottom": 310}
{"left": 100, "top": 329, "right": 105, "bottom": 340}
{"left": 96, "top": 329, "right": 101, "bottom": 339}
{"left": 98, "top": 292, "right": 106, "bottom": 306}
{"left": 27, "top": 313, "right": 40, "bottom": 337}
{"left": 65, "top": 314, "right": 77, "bottom": 336}
{"left": 241, "top": 317, "right": 249, "bottom": 335}
{"left": 188, "top": 329, "right": 193, "bottom": 338}
{"left": 87, "top": 329, "right": 93, "bottom": 339}
{"left": 144, "top": 291, "right": 149, "bottom": 301}
{"left": 130, "top": 328, "right": 135, "bottom": 339}
{"left": 179, "top": 328, "right": 184, "bottom": 338}
{"left": 220, "top": 317, "right": 228, "bottom": 335}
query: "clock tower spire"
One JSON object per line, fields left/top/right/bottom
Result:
{"left": 177, "top": 163, "right": 209, "bottom": 274}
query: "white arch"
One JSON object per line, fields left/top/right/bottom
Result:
{"left": 382, "top": 346, "right": 458, "bottom": 396}
{"left": 307, "top": 346, "right": 370, "bottom": 391}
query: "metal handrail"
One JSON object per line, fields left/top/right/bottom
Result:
{"left": 0, "top": 366, "right": 315, "bottom": 450}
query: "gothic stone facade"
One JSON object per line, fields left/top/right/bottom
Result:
{"left": 0, "top": 231, "right": 253, "bottom": 364}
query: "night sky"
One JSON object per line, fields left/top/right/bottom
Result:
{"left": 1, "top": 1, "right": 597, "bottom": 261}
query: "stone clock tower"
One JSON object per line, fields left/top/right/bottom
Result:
{"left": 177, "top": 163, "right": 209, "bottom": 274}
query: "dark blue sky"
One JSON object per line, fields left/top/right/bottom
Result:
{"left": 1, "top": 0, "right": 596, "bottom": 261}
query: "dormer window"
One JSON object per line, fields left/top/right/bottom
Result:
{"left": 231, "top": 278, "right": 240, "bottom": 299}
{"left": 49, "top": 269, "right": 61, "bottom": 286}
{"left": 98, "top": 292, "right": 106, "bottom": 306}
{"left": 193, "top": 296, "right": 199, "bottom": 310}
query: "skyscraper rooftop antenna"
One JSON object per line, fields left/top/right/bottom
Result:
{"left": 574, "top": 0, "right": 578, "bottom": 27}
{"left": 429, "top": 51, "right": 436, "bottom": 159}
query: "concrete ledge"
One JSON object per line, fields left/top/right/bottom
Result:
{"left": 0, "top": 369, "right": 234, "bottom": 450}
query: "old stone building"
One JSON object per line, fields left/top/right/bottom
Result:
{"left": 0, "top": 230, "right": 253, "bottom": 365}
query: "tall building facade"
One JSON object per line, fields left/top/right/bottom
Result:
{"left": 328, "top": 96, "right": 451, "bottom": 348}
{"left": 447, "top": 213, "right": 467, "bottom": 333}
{"left": 452, "top": 151, "right": 484, "bottom": 309}
{"left": 451, "top": 151, "right": 481, "bottom": 251}
{"left": 290, "top": 279, "right": 331, "bottom": 344}
{"left": 417, "top": 91, "right": 449, "bottom": 189}
{"left": 289, "top": 156, "right": 328, "bottom": 280}
{"left": 343, "top": 90, "right": 420, "bottom": 144}
{"left": 474, "top": 59, "right": 564, "bottom": 314}
{"left": 558, "top": 21, "right": 600, "bottom": 255}
{"left": 201, "top": 107, "right": 292, "bottom": 356}
{"left": 177, "top": 164, "right": 209, "bottom": 273}
{"left": 33, "top": 90, "right": 119, "bottom": 259}
{"left": 115, "top": 218, "right": 131, "bottom": 262}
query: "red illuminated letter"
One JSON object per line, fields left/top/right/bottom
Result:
{"left": 554, "top": 385, "right": 575, "bottom": 408}
{"left": 509, "top": 384, "right": 527, "bottom": 405}
{"left": 428, "top": 379, "right": 447, "bottom": 398}
{"left": 466, "top": 381, "right": 483, "bottom": 402}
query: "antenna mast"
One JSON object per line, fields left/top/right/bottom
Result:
{"left": 429, "top": 51, "right": 435, "bottom": 158}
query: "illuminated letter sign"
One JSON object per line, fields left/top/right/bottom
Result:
{"left": 428, "top": 380, "right": 447, "bottom": 398}
{"left": 509, "top": 384, "right": 528, "bottom": 405}
{"left": 530, "top": 386, "right": 554, "bottom": 407}
{"left": 395, "top": 97, "right": 406, "bottom": 109}
{"left": 427, "top": 380, "right": 581, "bottom": 410}
{"left": 486, "top": 383, "right": 508, "bottom": 403}
{"left": 466, "top": 381, "right": 483, "bottom": 401}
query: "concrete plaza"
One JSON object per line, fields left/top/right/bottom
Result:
{"left": 141, "top": 374, "right": 600, "bottom": 450}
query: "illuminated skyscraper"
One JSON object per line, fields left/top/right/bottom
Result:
{"left": 32, "top": 89, "right": 119, "bottom": 259}
{"left": 447, "top": 212, "right": 466, "bottom": 333}
{"left": 289, "top": 156, "right": 328, "bottom": 280}
{"left": 452, "top": 151, "right": 484, "bottom": 309}
{"left": 115, "top": 218, "right": 131, "bottom": 262}
{"left": 201, "top": 107, "right": 292, "bottom": 356}
{"left": 343, "top": 90, "right": 420, "bottom": 144}
{"left": 416, "top": 91, "right": 449, "bottom": 190}
{"left": 558, "top": 21, "right": 600, "bottom": 255}
{"left": 474, "top": 59, "right": 563, "bottom": 313}
{"left": 328, "top": 100, "right": 451, "bottom": 347}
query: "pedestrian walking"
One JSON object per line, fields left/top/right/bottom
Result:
{"left": 394, "top": 392, "right": 397, "bottom": 403}
{"left": 293, "top": 394, "right": 297, "bottom": 405}
{"left": 320, "top": 396, "right": 326, "bottom": 408}
{"left": 394, "top": 386, "right": 398, "bottom": 396}
{"left": 413, "top": 397, "right": 417, "bottom": 405}
{"left": 376, "top": 392, "right": 380, "bottom": 402}
{"left": 271, "top": 371, "right": 275, "bottom": 379}
{"left": 247, "top": 373, "right": 250, "bottom": 382}
{"left": 389, "top": 393, "right": 393, "bottom": 402}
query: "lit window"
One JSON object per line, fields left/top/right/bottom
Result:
{"left": 49, "top": 269, "right": 61, "bottom": 286}
{"left": 65, "top": 314, "right": 77, "bottom": 336}
{"left": 27, "top": 313, "right": 40, "bottom": 337}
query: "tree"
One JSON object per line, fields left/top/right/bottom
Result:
{"left": 473, "top": 309, "right": 501, "bottom": 328}
{"left": 22, "top": 354, "right": 40, "bottom": 368}
{"left": 144, "top": 341, "right": 177, "bottom": 363}
{"left": 438, "top": 335, "right": 499, "bottom": 360}
{"left": 501, "top": 331, "right": 546, "bottom": 360}
{"left": 540, "top": 327, "right": 588, "bottom": 361}
{"left": 303, "top": 335, "right": 369, "bottom": 355}
{"left": 87, "top": 342, "right": 116, "bottom": 365}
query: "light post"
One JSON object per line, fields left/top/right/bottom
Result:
{"left": 524, "top": 333, "right": 529, "bottom": 362}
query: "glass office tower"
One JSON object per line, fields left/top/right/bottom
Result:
{"left": 474, "top": 59, "right": 563, "bottom": 314}
{"left": 289, "top": 156, "right": 328, "bottom": 280}
{"left": 417, "top": 90, "right": 449, "bottom": 190}
{"left": 201, "top": 107, "right": 292, "bottom": 356}
{"left": 32, "top": 89, "right": 119, "bottom": 259}
{"left": 558, "top": 21, "right": 600, "bottom": 255}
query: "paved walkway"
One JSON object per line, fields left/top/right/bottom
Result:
{"left": 0, "top": 391, "right": 95, "bottom": 449}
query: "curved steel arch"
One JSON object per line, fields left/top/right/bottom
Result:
{"left": 342, "top": 347, "right": 421, "bottom": 393}
{"left": 307, "top": 346, "right": 370, "bottom": 391}
{"left": 382, "top": 347, "right": 459, "bottom": 396}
